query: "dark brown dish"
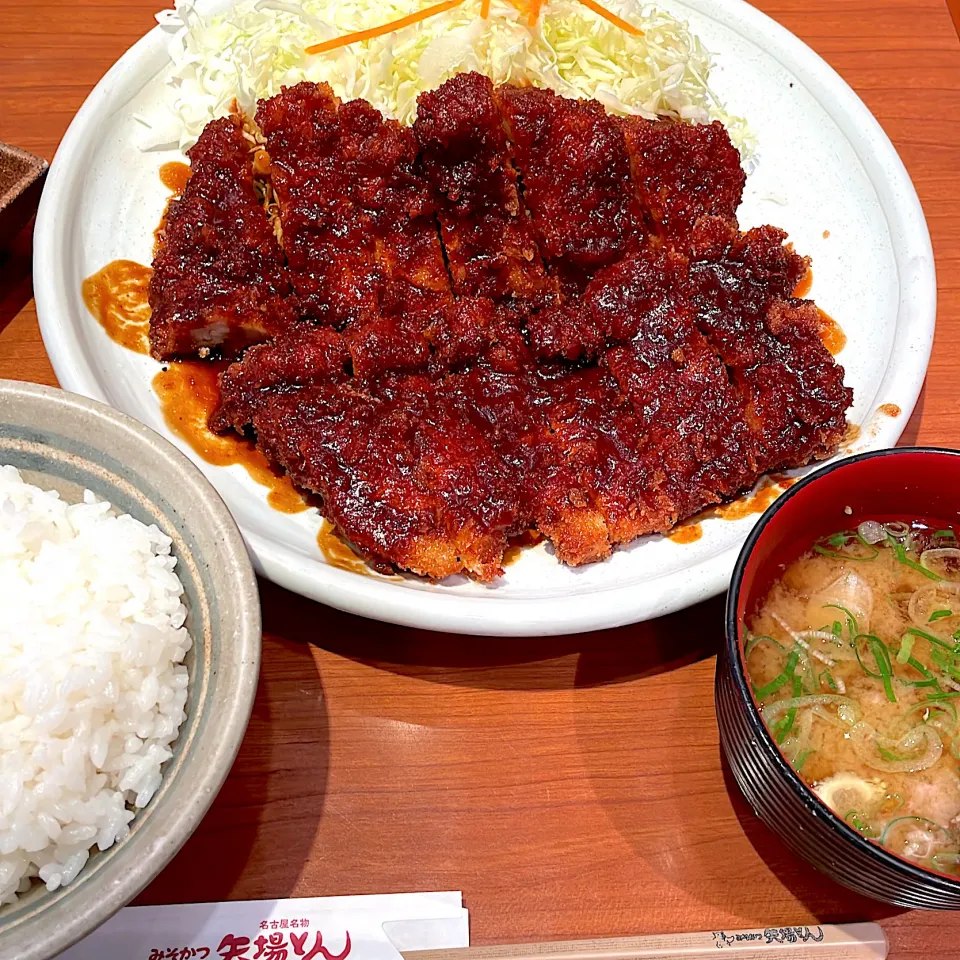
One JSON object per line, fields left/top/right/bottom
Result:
{"left": 0, "top": 142, "right": 47, "bottom": 248}
{"left": 149, "top": 71, "right": 853, "bottom": 582}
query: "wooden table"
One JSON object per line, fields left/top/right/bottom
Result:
{"left": 3, "top": 1, "right": 960, "bottom": 956}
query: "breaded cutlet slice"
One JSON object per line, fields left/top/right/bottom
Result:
{"left": 745, "top": 298, "right": 852, "bottom": 470}
{"left": 415, "top": 73, "right": 558, "bottom": 310}
{"left": 601, "top": 320, "right": 756, "bottom": 519}
{"left": 257, "top": 82, "right": 450, "bottom": 366}
{"left": 688, "top": 218, "right": 852, "bottom": 471}
{"left": 256, "top": 83, "right": 375, "bottom": 326}
{"left": 687, "top": 217, "right": 808, "bottom": 366}
{"left": 620, "top": 117, "right": 746, "bottom": 250}
{"left": 496, "top": 84, "right": 645, "bottom": 275}
{"left": 533, "top": 366, "right": 669, "bottom": 565}
{"left": 443, "top": 363, "right": 664, "bottom": 566}
{"left": 250, "top": 374, "right": 523, "bottom": 580}
{"left": 211, "top": 328, "right": 523, "bottom": 580}
{"left": 209, "top": 326, "right": 350, "bottom": 435}
{"left": 149, "top": 115, "right": 296, "bottom": 360}
{"left": 527, "top": 244, "right": 689, "bottom": 362}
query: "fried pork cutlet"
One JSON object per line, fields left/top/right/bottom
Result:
{"left": 257, "top": 83, "right": 451, "bottom": 373}
{"left": 621, "top": 117, "right": 746, "bottom": 250}
{"left": 593, "top": 252, "right": 757, "bottom": 513}
{"left": 196, "top": 81, "right": 853, "bottom": 580}
{"left": 149, "top": 115, "right": 296, "bottom": 360}
{"left": 496, "top": 84, "right": 645, "bottom": 285}
{"left": 415, "top": 73, "right": 557, "bottom": 309}
{"left": 688, "top": 218, "right": 851, "bottom": 470}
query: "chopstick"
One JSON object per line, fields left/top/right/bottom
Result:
{"left": 403, "top": 923, "right": 887, "bottom": 960}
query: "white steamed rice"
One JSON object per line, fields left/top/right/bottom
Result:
{"left": 0, "top": 465, "right": 191, "bottom": 904}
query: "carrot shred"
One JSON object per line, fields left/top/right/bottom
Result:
{"left": 574, "top": 0, "right": 644, "bottom": 35}
{"left": 306, "top": 0, "right": 643, "bottom": 57}
{"left": 306, "top": 0, "right": 466, "bottom": 55}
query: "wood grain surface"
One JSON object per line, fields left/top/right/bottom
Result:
{"left": 2, "top": 1, "right": 960, "bottom": 956}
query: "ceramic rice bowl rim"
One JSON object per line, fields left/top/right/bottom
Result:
{"left": 722, "top": 446, "right": 960, "bottom": 901}
{"left": 0, "top": 380, "right": 261, "bottom": 960}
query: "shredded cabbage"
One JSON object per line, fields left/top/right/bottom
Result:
{"left": 143, "top": 0, "right": 752, "bottom": 155}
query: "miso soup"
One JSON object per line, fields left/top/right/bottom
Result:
{"left": 746, "top": 519, "right": 960, "bottom": 876}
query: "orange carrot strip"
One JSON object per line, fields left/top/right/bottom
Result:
{"left": 480, "top": 0, "right": 491, "bottom": 17}
{"left": 527, "top": 0, "right": 543, "bottom": 26}
{"left": 575, "top": 0, "right": 644, "bottom": 35}
{"left": 306, "top": 0, "right": 466, "bottom": 55}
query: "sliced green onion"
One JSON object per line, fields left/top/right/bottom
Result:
{"left": 813, "top": 530, "right": 880, "bottom": 561}
{"left": 888, "top": 534, "right": 942, "bottom": 581}
{"left": 853, "top": 635, "right": 896, "bottom": 700}
{"left": 874, "top": 639, "right": 897, "bottom": 702}
{"left": 792, "top": 749, "right": 813, "bottom": 773}
{"left": 774, "top": 673, "right": 805, "bottom": 741}
{"left": 753, "top": 649, "right": 800, "bottom": 699}
{"left": 820, "top": 669, "right": 838, "bottom": 691}
{"left": 824, "top": 604, "right": 860, "bottom": 639}
{"left": 881, "top": 816, "right": 953, "bottom": 849}
{"left": 899, "top": 655, "right": 942, "bottom": 689}
{"left": 935, "top": 529, "right": 958, "bottom": 540}
{"left": 844, "top": 810, "right": 879, "bottom": 838}
{"left": 904, "top": 626, "right": 959, "bottom": 653}
{"left": 897, "top": 634, "right": 916, "bottom": 665}
{"left": 831, "top": 620, "right": 843, "bottom": 638}
{"left": 774, "top": 709, "right": 797, "bottom": 743}
{"left": 930, "top": 610, "right": 954, "bottom": 622}
{"left": 925, "top": 690, "right": 960, "bottom": 702}
{"left": 744, "top": 633, "right": 786, "bottom": 658}
{"left": 903, "top": 700, "right": 958, "bottom": 738}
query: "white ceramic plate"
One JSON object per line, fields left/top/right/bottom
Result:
{"left": 34, "top": 0, "right": 935, "bottom": 636}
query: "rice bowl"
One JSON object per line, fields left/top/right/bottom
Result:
{"left": 0, "top": 466, "right": 192, "bottom": 903}
{"left": 0, "top": 380, "right": 259, "bottom": 960}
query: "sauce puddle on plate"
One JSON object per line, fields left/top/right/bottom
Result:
{"left": 159, "top": 161, "right": 191, "bottom": 195}
{"left": 82, "top": 260, "right": 152, "bottom": 355}
{"left": 668, "top": 522, "right": 703, "bottom": 544}
{"left": 316, "top": 520, "right": 378, "bottom": 576}
{"left": 670, "top": 477, "right": 798, "bottom": 545}
{"left": 793, "top": 268, "right": 813, "bottom": 299}
{"left": 791, "top": 268, "right": 846, "bottom": 355}
{"left": 818, "top": 308, "right": 846, "bottom": 355}
{"left": 503, "top": 528, "right": 545, "bottom": 565}
{"left": 153, "top": 362, "right": 307, "bottom": 515}
{"left": 709, "top": 478, "right": 795, "bottom": 522}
